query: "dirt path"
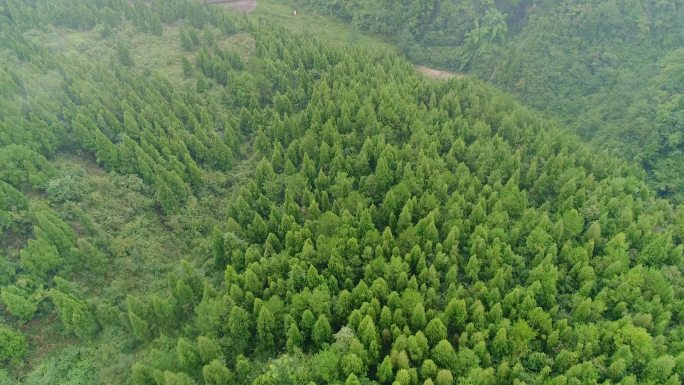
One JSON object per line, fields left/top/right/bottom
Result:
{"left": 416, "top": 65, "right": 464, "bottom": 80}
{"left": 208, "top": 0, "right": 256, "bottom": 13}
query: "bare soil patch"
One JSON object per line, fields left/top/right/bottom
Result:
{"left": 209, "top": 0, "right": 256, "bottom": 13}
{"left": 416, "top": 65, "right": 464, "bottom": 80}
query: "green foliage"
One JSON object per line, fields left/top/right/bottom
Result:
{"left": 312, "top": 314, "right": 333, "bottom": 350}
{"left": 435, "top": 369, "right": 453, "bottom": 385}
{"left": 116, "top": 40, "right": 134, "bottom": 67}
{"left": 0, "top": 285, "right": 38, "bottom": 321}
{"left": 286, "top": 322, "right": 304, "bottom": 353}
{"left": 33, "top": 209, "right": 76, "bottom": 255}
{"left": 20, "top": 237, "right": 62, "bottom": 279}
{"left": 0, "top": 1, "right": 681, "bottom": 385}
{"left": 23, "top": 346, "right": 99, "bottom": 385}
{"left": 177, "top": 337, "right": 200, "bottom": 372}
{"left": 50, "top": 289, "right": 98, "bottom": 338}
{"left": 0, "top": 181, "right": 27, "bottom": 232}
{"left": 129, "top": 311, "right": 150, "bottom": 342}
{"left": 45, "top": 166, "right": 92, "bottom": 203}
{"left": 0, "top": 326, "right": 27, "bottom": 363}
{"left": 257, "top": 306, "right": 276, "bottom": 354}
{"left": 378, "top": 355, "right": 393, "bottom": 384}
{"left": 197, "top": 336, "right": 221, "bottom": 363}
{"left": 202, "top": 359, "right": 233, "bottom": 385}
{"left": 0, "top": 257, "right": 16, "bottom": 286}
{"left": 162, "top": 371, "right": 197, "bottom": 385}
{"left": 0, "top": 144, "right": 55, "bottom": 189}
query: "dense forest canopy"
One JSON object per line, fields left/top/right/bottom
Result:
{"left": 293, "top": 0, "right": 684, "bottom": 203}
{"left": 0, "top": 0, "right": 683, "bottom": 385}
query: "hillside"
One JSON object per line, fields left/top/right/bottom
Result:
{"left": 292, "top": 0, "right": 684, "bottom": 203}
{"left": 0, "top": 1, "right": 683, "bottom": 384}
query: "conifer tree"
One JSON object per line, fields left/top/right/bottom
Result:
{"left": 0, "top": 326, "right": 27, "bottom": 363}
{"left": 20, "top": 237, "right": 62, "bottom": 279}
{"left": 203, "top": 359, "right": 233, "bottom": 385}
{"left": 50, "top": 289, "right": 98, "bottom": 338}
{"left": 257, "top": 306, "right": 276, "bottom": 354}
{"left": 312, "top": 314, "right": 332, "bottom": 350}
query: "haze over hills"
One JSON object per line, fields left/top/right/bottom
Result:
{"left": 0, "top": 1, "right": 683, "bottom": 385}
{"left": 293, "top": 0, "right": 684, "bottom": 203}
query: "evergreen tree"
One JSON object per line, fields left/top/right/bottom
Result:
{"left": 286, "top": 323, "right": 303, "bottom": 353}
{"left": 378, "top": 355, "right": 394, "bottom": 384}
{"left": 257, "top": 306, "right": 276, "bottom": 354}
{"left": 0, "top": 287, "right": 37, "bottom": 321}
{"left": 197, "top": 336, "right": 222, "bottom": 363}
{"left": 312, "top": 314, "right": 333, "bottom": 350}
{"left": 177, "top": 337, "right": 200, "bottom": 372}
{"left": 203, "top": 359, "right": 233, "bottom": 385}
{"left": 19, "top": 237, "right": 62, "bottom": 279}
{"left": 50, "top": 289, "right": 98, "bottom": 338}
{"left": 0, "top": 326, "right": 27, "bottom": 363}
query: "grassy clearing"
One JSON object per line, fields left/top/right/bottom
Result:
{"left": 126, "top": 25, "right": 185, "bottom": 80}
{"left": 25, "top": 24, "right": 186, "bottom": 83}
{"left": 244, "top": 0, "right": 397, "bottom": 54}
{"left": 217, "top": 32, "right": 256, "bottom": 61}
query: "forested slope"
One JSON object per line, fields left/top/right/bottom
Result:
{"left": 293, "top": 0, "right": 684, "bottom": 203}
{"left": 0, "top": 1, "right": 683, "bottom": 384}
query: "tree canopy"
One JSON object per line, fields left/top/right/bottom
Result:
{"left": 0, "top": 0, "right": 682, "bottom": 384}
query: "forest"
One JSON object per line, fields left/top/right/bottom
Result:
{"left": 294, "top": 0, "right": 684, "bottom": 203}
{"left": 0, "top": 0, "right": 683, "bottom": 384}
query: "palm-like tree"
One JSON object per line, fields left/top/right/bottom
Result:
{"left": 483, "top": 8, "right": 508, "bottom": 44}
{"left": 460, "top": 9, "right": 508, "bottom": 70}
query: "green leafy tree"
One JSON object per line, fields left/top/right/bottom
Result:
{"left": 151, "top": 294, "right": 175, "bottom": 332}
{"left": 116, "top": 41, "right": 134, "bottom": 67}
{"left": 342, "top": 353, "right": 364, "bottom": 376}
{"left": 33, "top": 210, "right": 76, "bottom": 255}
{"left": 420, "top": 359, "right": 438, "bottom": 380}
{"left": 345, "top": 373, "right": 361, "bottom": 385}
{"left": 228, "top": 306, "right": 251, "bottom": 357}
{"left": 131, "top": 363, "right": 156, "bottom": 385}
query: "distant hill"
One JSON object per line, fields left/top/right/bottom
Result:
{"left": 294, "top": 0, "right": 684, "bottom": 203}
